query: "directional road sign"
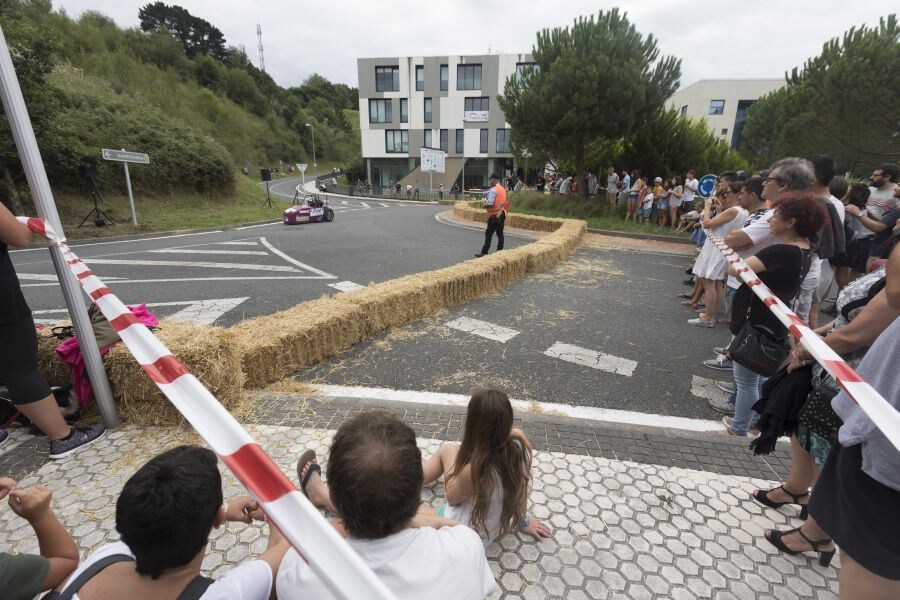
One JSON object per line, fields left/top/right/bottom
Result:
{"left": 101, "top": 148, "right": 150, "bottom": 164}
{"left": 698, "top": 174, "right": 717, "bottom": 198}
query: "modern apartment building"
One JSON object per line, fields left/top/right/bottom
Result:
{"left": 666, "top": 79, "right": 784, "bottom": 149}
{"left": 357, "top": 53, "right": 535, "bottom": 189}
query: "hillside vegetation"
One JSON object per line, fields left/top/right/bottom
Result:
{"left": 0, "top": 0, "right": 360, "bottom": 210}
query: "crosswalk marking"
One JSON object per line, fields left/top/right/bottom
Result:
{"left": 377, "top": 202, "right": 389, "bottom": 207}
{"left": 359, "top": 201, "right": 370, "bottom": 208}
{"left": 82, "top": 258, "right": 299, "bottom": 272}
{"left": 445, "top": 317, "right": 520, "bottom": 343}
{"left": 690, "top": 375, "right": 730, "bottom": 402}
{"left": 149, "top": 249, "right": 269, "bottom": 256}
{"left": 31, "top": 297, "right": 249, "bottom": 326}
{"left": 328, "top": 281, "right": 365, "bottom": 292}
{"left": 544, "top": 342, "right": 638, "bottom": 377}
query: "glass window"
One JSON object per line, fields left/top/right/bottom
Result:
{"left": 375, "top": 66, "right": 400, "bottom": 92}
{"left": 515, "top": 62, "right": 538, "bottom": 80}
{"left": 709, "top": 99, "right": 725, "bottom": 115}
{"left": 368, "top": 99, "right": 392, "bottom": 123}
{"left": 680, "top": 105, "right": 688, "bottom": 116}
{"left": 424, "top": 98, "right": 432, "bottom": 123}
{"left": 400, "top": 98, "right": 408, "bottom": 123}
{"left": 456, "top": 64, "right": 482, "bottom": 90}
{"left": 415, "top": 65, "right": 424, "bottom": 91}
{"left": 439, "top": 129, "right": 448, "bottom": 152}
{"left": 385, "top": 130, "right": 409, "bottom": 153}
{"left": 424, "top": 129, "right": 432, "bottom": 148}
{"left": 479, "top": 129, "right": 488, "bottom": 153}
{"left": 496, "top": 129, "right": 510, "bottom": 153}
{"left": 721, "top": 128, "right": 728, "bottom": 135}
{"left": 440, "top": 64, "right": 448, "bottom": 91}
{"left": 464, "top": 97, "right": 490, "bottom": 112}
{"left": 455, "top": 129, "right": 464, "bottom": 154}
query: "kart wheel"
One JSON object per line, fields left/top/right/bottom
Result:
{"left": 324, "top": 208, "right": 334, "bottom": 222}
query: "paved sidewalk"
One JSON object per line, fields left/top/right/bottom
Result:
{"left": 1, "top": 393, "right": 839, "bottom": 599}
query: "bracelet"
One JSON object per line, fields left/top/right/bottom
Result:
{"left": 517, "top": 515, "right": 530, "bottom": 529}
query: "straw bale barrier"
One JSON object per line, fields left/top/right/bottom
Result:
{"left": 235, "top": 205, "right": 586, "bottom": 388}
{"left": 34, "top": 320, "right": 246, "bottom": 426}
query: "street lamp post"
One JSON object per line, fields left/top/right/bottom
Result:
{"left": 305, "top": 123, "right": 317, "bottom": 180}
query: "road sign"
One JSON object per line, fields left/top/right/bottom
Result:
{"left": 420, "top": 146, "right": 446, "bottom": 174}
{"left": 101, "top": 148, "right": 150, "bottom": 164}
{"left": 698, "top": 174, "right": 717, "bottom": 198}
{"left": 313, "top": 162, "right": 317, "bottom": 168}
{"left": 297, "top": 163, "right": 308, "bottom": 173}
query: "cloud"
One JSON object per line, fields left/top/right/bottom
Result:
{"left": 52, "top": 0, "right": 895, "bottom": 89}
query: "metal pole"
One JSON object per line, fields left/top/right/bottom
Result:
{"left": 311, "top": 128, "right": 317, "bottom": 180}
{"left": 0, "top": 25, "right": 119, "bottom": 427}
{"left": 122, "top": 154, "right": 137, "bottom": 226}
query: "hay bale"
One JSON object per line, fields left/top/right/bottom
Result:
{"left": 236, "top": 208, "right": 586, "bottom": 388}
{"left": 35, "top": 328, "right": 74, "bottom": 386}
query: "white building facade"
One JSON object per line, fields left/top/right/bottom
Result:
{"left": 666, "top": 79, "right": 784, "bottom": 149}
{"left": 357, "top": 53, "right": 535, "bottom": 189}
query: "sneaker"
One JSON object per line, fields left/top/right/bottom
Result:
{"left": 708, "top": 397, "right": 735, "bottom": 415}
{"left": 48, "top": 423, "right": 106, "bottom": 460}
{"left": 716, "top": 381, "right": 735, "bottom": 394}
{"left": 704, "top": 355, "right": 733, "bottom": 370}
{"left": 687, "top": 318, "right": 715, "bottom": 328}
{"left": 712, "top": 346, "right": 728, "bottom": 355}
{"left": 474, "top": 253, "right": 486, "bottom": 258}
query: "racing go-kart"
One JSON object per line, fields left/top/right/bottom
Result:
{"left": 283, "top": 193, "right": 334, "bottom": 225}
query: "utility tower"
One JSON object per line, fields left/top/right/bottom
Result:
{"left": 257, "top": 24, "right": 265, "bottom": 72}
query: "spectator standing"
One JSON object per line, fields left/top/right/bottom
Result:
{"left": 683, "top": 170, "right": 699, "bottom": 207}
{"left": 536, "top": 175, "right": 545, "bottom": 193}
{"left": 406, "top": 183, "right": 413, "bottom": 198}
{"left": 620, "top": 170, "right": 631, "bottom": 203}
{"left": 624, "top": 172, "right": 642, "bottom": 223}
{"left": 413, "top": 180, "right": 420, "bottom": 200}
{"left": 475, "top": 173, "right": 509, "bottom": 257}
{"left": 866, "top": 163, "right": 899, "bottom": 220}
{"left": 606, "top": 168, "right": 619, "bottom": 204}
{"left": 0, "top": 477, "right": 79, "bottom": 600}
{"left": 438, "top": 183, "right": 444, "bottom": 200}
{"left": 668, "top": 177, "right": 684, "bottom": 230}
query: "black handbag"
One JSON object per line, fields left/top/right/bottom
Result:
{"left": 726, "top": 319, "right": 789, "bottom": 376}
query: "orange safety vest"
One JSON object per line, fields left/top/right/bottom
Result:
{"left": 486, "top": 183, "right": 509, "bottom": 217}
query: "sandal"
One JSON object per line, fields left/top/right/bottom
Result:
{"left": 296, "top": 449, "right": 321, "bottom": 497}
{"left": 765, "top": 527, "right": 835, "bottom": 567}
{"left": 677, "top": 292, "right": 693, "bottom": 299}
{"left": 753, "top": 485, "right": 810, "bottom": 520}
{"left": 681, "top": 300, "right": 701, "bottom": 307}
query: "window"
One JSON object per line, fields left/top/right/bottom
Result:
{"left": 479, "top": 129, "right": 488, "bottom": 153}
{"left": 415, "top": 65, "right": 424, "bottom": 91}
{"left": 368, "top": 99, "right": 392, "bottom": 123}
{"left": 439, "top": 129, "right": 448, "bottom": 152}
{"left": 455, "top": 129, "right": 464, "bottom": 154}
{"left": 440, "top": 64, "right": 448, "bottom": 91}
{"left": 709, "top": 99, "right": 725, "bottom": 115}
{"left": 456, "top": 64, "right": 482, "bottom": 90}
{"left": 424, "top": 98, "right": 432, "bottom": 123}
{"left": 400, "top": 98, "right": 408, "bottom": 123}
{"left": 496, "top": 129, "right": 510, "bottom": 153}
{"left": 385, "top": 130, "right": 408, "bottom": 153}
{"left": 680, "top": 105, "right": 688, "bottom": 116}
{"left": 721, "top": 128, "right": 728, "bottom": 135}
{"left": 464, "top": 97, "right": 490, "bottom": 112}
{"left": 375, "top": 66, "right": 400, "bottom": 92}
{"left": 424, "top": 129, "right": 432, "bottom": 148}
{"left": 515, "top": 62, "right": 538, "bottom": 80}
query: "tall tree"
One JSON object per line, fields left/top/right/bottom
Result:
{"left": 138, "top": 2, "right": 226, "bottom": 61}
{"left": 740, "top": 15, "right": 899, "bottom": 174}
{"left": 500, "top": 9, "right": 680, "bottom": 197}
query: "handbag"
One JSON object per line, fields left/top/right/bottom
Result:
{"left": 88, "top": 302, "right": 120, "bottom": 349}
{"left": 726, "top": 318, "right": 789, "bottom": 376}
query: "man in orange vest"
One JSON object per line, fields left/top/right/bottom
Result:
{"left": 476, "top": 173, "right": 509, "bottom": 257}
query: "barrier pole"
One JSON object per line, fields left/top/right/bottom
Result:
{"left": 708, "top": 233, "right": 900, "bottom": 451}
{"left": 0, "top": 24, "right": 120, "bottom": 427}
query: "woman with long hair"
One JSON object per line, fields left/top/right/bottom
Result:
{"left": 668, "top": 176, "right": 684, "bottom": 231}
{"left": 422, "top": 388, "right": 552, "bottom": 542}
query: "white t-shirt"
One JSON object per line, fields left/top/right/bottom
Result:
{"left": 62, "top": 541, "right": 272, "bottom": 600}
{"left": 642, "top": 193, "right": 654, "bottom": 209}
{"left": 683, "top": 178, "right": 699, "bottom": 203}
{"left": 443, "top": 479, "right": 505, "bottom": 544}
{"left": 727, "top": 208, "right": 778, "bottom": 289}
{"left": 276, "top": 526, "right": 496, "bottom": 600}
{"left": 867, "top": 185, "right": 898, "bottom": 220}
{"left": 828, "top": 194, "right": 845, "bottom": 224}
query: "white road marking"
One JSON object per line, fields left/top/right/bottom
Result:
{"left": 16, "top": 273, "right": 123, "bottom": 282}
{"left": 21, "top": 275, "right": 330, "bottom": 287}
{"left": 328, "top": 281, "right": 365, "bottom": 292}
{"left": 259, "top": 237, "right": 336, "bottom": 279}
{"left": 544, "top": 342, "right": 638, "bottom": 377}
{"left": 10, "top": 230, "right": 225, "bottom": 253}
{"left": 445, "top": 317, "right": 520, "bottom": 343}
{"left": 234, "top": 222, "right": 280, "bottom": 230}
{"left": 148, "top": 249, "right": 269, "bottom": 256}
{"left": 32, "top": 298, "right": 249, "bottom": 326}
{"left": 691, "top": 375, "right": 731, "bottom": 402}
{"left": 359, "top": 201, "right": 370, "bottom": 209}
{"left": 341, "top": 201, "right": 348, "bottom": 205}
{"left": 81, "top": 258, "right": 300, "bottom": 272}
{"left": 211, "top": 241, "right": 259, "bottom": 246}
{"left": 377, "top": 202, "right": 389, "bottom": 207}
{"left": 312, "top": 385, "right": 726, "bottom": 433}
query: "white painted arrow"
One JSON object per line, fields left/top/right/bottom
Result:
{"left": 32, "top": 297, "right": 249, "bottom": 327}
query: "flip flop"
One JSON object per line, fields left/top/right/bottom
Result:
{"left": 676, "top": 292, "right": 693, "bottom": 299}
{"left": 296, "top": 449, "right": 321, "bottom": 497}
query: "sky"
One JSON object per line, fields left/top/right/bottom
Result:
{"left": 52, "top": 0, "right": 896, "bottom": 90}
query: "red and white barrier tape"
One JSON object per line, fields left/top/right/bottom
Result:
{"left": 18, "top": 217, "right": 396, "bottom": 600}
{"left": 708, "top": 233, "right": 900, "bottom": 452}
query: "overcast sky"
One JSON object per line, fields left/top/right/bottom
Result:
{"left": 53, "top": 0, "right": 895, "bottom": 91}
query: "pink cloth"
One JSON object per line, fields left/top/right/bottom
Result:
{"left": 54, "top": 304, "right": 158, "bottom": 407}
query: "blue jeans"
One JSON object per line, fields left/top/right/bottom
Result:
{"left": 731, "top": 360, "right": 765, "bottom": 435}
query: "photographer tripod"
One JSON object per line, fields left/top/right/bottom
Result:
{"left": 79, "top": 176, "right": 114, "bottom": 227}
